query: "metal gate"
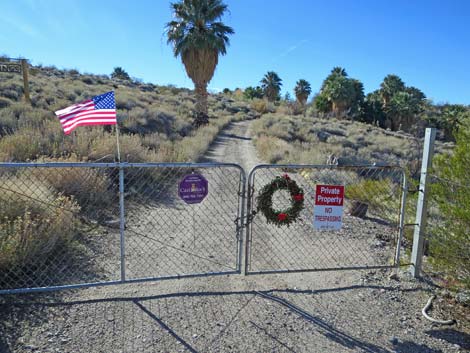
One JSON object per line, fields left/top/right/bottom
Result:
{"left": 244, "top": 164, "right": 407, "bottom": 275}
{"left": 0, "top": 162, "right": 245, "bottom": 294}
{"left": 0, "top": 162, "right": 408, "bottom": 294}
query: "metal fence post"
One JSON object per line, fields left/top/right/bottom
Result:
{"left": 410, "top": 128, "right": 436, "bottom": 278}
{"left": 395, "top": 172, "right": 408, "bottom": 266}
{"left": 119, "top": 165, "right": 126, "bottom": 282}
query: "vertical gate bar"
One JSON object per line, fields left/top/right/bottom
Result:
{"left": 119, "top": 165, "right": 126, "bottom": 282}
{"left": 395, "top": 172, "right": 408, "bottom": 266}
{"left": 244, "top": 168, "right": 256, "bottom": 275}
{"left": 237, "top": 168, "right": 246, "bottom": 274}
{"left": 410, "top": 128, "right": 436, "bottom": 278}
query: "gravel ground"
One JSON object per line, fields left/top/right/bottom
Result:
{"left": 1, "top": 120, "right": 469, "bottom": 353}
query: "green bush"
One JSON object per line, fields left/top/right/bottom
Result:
{"left": 430, "top": 119, "right": 470, "bottom": 288}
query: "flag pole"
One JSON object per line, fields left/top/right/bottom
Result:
{"left": 115, "top": 123, "right": 121, "bottom": 163}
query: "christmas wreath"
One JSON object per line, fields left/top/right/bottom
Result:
{"left": 256, "top": 174, "right": 304, "bottom": 227}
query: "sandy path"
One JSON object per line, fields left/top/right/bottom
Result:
{"left": 1, "top": 120, "right": 467, "bottom": 353}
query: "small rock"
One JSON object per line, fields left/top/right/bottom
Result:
{"left": 317, "top": 131, "right": 330, "bottom": 142}
{"left": 104, "top": 219, "right": 120, "bottom": 229}
{"left": 389, "top": 336, "right": 399, "bottom": 345}
{"left": 455, "top": 290, "right": 470, "bottom": 306}
{"left": 24, "top": 345, "right": 38, "bottom": 351}
{"left": 375, "top": 240, "right": 386, "bottom": 248}
{"left": 389, "top": 273, "right": 399, "bottom": 281}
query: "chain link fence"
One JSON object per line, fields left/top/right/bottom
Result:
{"left": 245, "top": 165, "right": 407, "bottom": 274}
{"left": 0, "top": 162, "right": 245, "bottom": 294}
{"left": 1, "top": 162, "right": 410, "bottom": 293}
{"left": 425, "top": 174, "right": 470, "bottom": 286}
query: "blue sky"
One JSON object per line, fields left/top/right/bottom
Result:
{"left": 1, "top": 0, "right": 469, "bottom": 104}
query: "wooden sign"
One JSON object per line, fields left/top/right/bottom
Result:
{"left": 0, "top": 63, "right": 22, "bottom": 73}
{"left": 0, "top": 59, "right": 30, "bottom": 103}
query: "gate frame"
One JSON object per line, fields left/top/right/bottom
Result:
{"left": 0, "top": 162, "right": 410, "bottom": 294}
{"left": 0, "top": 162, "right": 246, "bottom": 295}
{"left": 244, "top": 163, "right": 408, "bottom": 275}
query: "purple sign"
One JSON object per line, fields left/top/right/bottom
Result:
{"left": 178, "top": 173, "right": 208, "bottom": 204}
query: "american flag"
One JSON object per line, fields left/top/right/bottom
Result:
{"left": 55, "top": 91, "right": 117, "bottom": 135}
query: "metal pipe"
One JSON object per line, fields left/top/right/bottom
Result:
{"left": 119, "top": 166, "right": 126, "bottom": 282}
{"left": 395, "top": 172, "right": 408, "bottom": 265}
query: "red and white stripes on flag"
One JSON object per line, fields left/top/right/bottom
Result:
{"left": 55, "top": 91, "right": 117, "bottom": 135}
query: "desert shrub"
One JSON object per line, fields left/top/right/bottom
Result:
{"left": 0, "top": 97, "right": 12, "bottom": 108}
{"left": 0, "top": 133, "right": 44, "bottom": 161}
{"left": 250, "top": 99, "right": 268, "bottom": 114}
{"left": 29, "top": 158, "right": 115, "bottom": 219}
{"left": 2, "top": 89, "right": 20, "bottom": 101}
{"left": 88, "top": 133, "right": 152, "bottom": 162}
{"left": 0, "top": 176, "right": 80, "bottom": 275}
{"left": 0, "top": 119, "right": 66, "bottom": 161}
{"left": 81, "top": 76, "right": 94, "bottom": 85}
{"left": 254, "top": 135, "right": 293, "bottom": 164}
{"left": 68, "top": 69, "right": 80, "bottom": 76}
{"left": 0, "top": 108, "right": 17, "bottom": 135}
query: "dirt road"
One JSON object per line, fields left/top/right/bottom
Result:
{"left": 1, "top": 120, "right": 468, "bottom": 353}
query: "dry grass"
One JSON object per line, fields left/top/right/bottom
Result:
{"left": 0, "top": 62, "right": 254, "bottom": 164}
{"left": 0, "top": 62, "right": 254, "bottom": 275}
{"left": 0, "top": 175, "right": 80, "bottom": 273}
{"left": 251, "top": 113, "right": 452, "bottom": 168}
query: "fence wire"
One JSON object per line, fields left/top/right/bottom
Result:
{"left": 424, "top": 173, "right": 470, "bottom": 285}
{"left": 0, "top": 164, "right": 121, "bottom": 291}
{"left": 245, "top": 165, "right": 406, "bottom": 274}
{"left": 124, "top": 164, "right": 244, "bottom": 281}
{"left": 0, "top": 163, "right": 244, "bottom": 293}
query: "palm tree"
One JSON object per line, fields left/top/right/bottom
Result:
{"left": 380, "top": 74, "right": 405, "bottom": 106}
{"left": 294, "top": 79, "right": 312, "bottom": 105}
{"left": 330, "top": 66, "right": 348, "bottom": 77}
{"left": 166, "top": 0, "right": 234, "bottom": 127}
{"left": 384, "top": 91, "right": 423, "bottom": 131}
{"left": 322, "top": 75, "right": 356, "bottom": 115}
{"left": 261, "top": 71, "right": 282, "bottom": 102}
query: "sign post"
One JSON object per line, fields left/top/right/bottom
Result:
{"left": 20, "top": 59, "right": 31, "bottom": 104}
{"left": 313, "top": 184, "right": 344, "bottom": 230}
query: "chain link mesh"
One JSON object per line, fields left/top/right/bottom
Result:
{"left": 124, "top": 165, "right": 244, "bottom": 280}
{"left": 0, "top": 163, "right": 244, "bottom": 293}
{"left": 246, "top": 165, "right": 406, "bottom": 274}
{"left": 0, "top": 164, "right": 121, "bottom": 291}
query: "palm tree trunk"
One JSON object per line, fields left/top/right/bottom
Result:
{"left": 194, "top": 82, "right": 209, "bottom": 127}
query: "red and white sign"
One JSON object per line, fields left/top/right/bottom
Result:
{"left": 313, "top": 184, "right": 344, "bottom": 230}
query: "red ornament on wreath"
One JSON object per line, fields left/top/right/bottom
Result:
{"left": 256, "top": 174, "right": 305, "bottom": 227}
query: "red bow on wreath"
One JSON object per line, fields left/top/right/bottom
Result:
{"left": 293, "top": 194, "right": 304, "bottom": 201}
{"left": 277, "top": 213, "right": 288, "bottom": 221}
{"left": 282, "top": 174, "right": 291, "bottom": 180}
